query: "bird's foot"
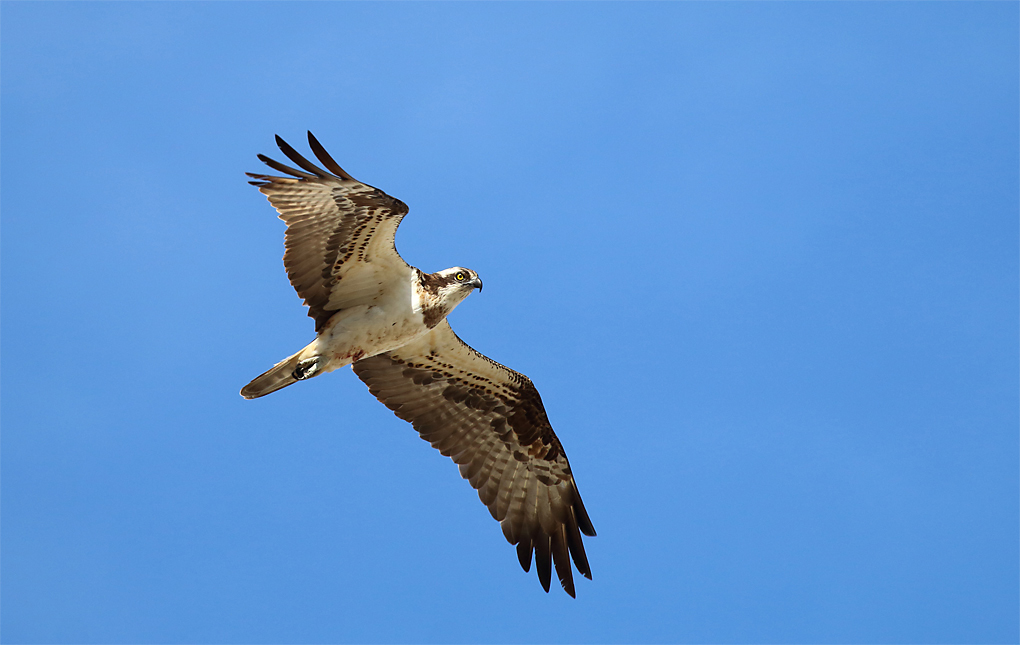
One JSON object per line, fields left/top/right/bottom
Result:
{"left": 293, "top": 357, "right": 322, "bottom": 380}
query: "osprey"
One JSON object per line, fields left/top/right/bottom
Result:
{"left": 241, "top": 133, "right": 595, "bottom": 597}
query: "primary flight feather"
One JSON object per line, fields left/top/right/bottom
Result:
{"left": 241, "top": 132, "right": 595, "bottom": 596}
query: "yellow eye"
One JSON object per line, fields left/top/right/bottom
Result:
{"left": 456, "top": 273, "right": 465, "bottom": 281}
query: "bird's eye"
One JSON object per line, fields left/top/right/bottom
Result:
{"left": 456, "top": 273, "right": 465, "bottom": 282}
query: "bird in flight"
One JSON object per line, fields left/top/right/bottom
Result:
{"left": 240, "top": 133, "right": 595, "bottom": 596}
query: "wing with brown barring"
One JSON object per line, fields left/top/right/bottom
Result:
{"left": 247, "top": 133, "right": 410, "bottom": 330}
{"left": 351, "top": 321, "right": 596, "bottom": 597}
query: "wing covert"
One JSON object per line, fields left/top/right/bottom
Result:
{"left": 248, "top": 132, "right": 411, "bottom": 331}
{"left": 351, "top": 320, "right": 596, "bottom": 597}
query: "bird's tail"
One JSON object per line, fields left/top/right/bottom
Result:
{"left": 240, "top": 352, "right": 302, "bottom": 399}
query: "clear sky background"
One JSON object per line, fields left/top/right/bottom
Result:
{"left": 2, "top": 3, "right": 1017, "bottom": 644}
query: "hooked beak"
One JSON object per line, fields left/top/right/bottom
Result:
{"left": 469, "top": 277, "right": 483, "bottom": 292}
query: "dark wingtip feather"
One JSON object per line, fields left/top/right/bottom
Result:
{"left": 254, "top": 154, "right": 316, "bottom": 179}
{"left": 274, "top": 134, "right": 329, "bottom": 178}
{"left": 566, "top": 513, "right": 592, "bottom": 580}
{"left": 273, "top": 134, "right": 290, "bottom": 154}
{"left": 552, "top": 525, "right": 576, "bottom": 598}
{"left": 307, "top": 131, "right": 355, "bottom": 181}
{"left": 535, "top": 535, "right": 552, "bottom": 593}
{"left": 516, "top": 540, "right": 533, "bottom": 573}
{"left": 573, "top": 483, "right": 597, "bottom": 537}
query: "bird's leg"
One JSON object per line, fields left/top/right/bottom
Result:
{"left": 293, "top": 356, "right": 322, "bottom": 380}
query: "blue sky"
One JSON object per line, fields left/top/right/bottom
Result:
{"left": 2, "top": 2, "right": 1017, "bottom": 643}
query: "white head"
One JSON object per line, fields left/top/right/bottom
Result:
{"left": 420, "top": 266, "right": 483, "bottom": 327}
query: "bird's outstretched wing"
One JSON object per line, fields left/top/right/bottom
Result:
{"left": 248, "top": 132, "right": 411, "bottom": 331}
{"left": 352, "top": 320, "right": 596, "bottom": 596}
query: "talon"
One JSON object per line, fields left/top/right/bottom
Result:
{"left": 293, "top": 357, "right": 321, "bottom": 380}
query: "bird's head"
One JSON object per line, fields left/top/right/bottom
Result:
{"left": 426, "top": 266, "right": 483, "bottom": 310}
{"left": 418, "top": 267, "right": 482, "bottom": 327}
{"left": 440, "top": 266, "right": 483, "bottom": 294}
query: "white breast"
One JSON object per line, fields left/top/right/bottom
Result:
{"left": 307, "top": 274, "right": 430, "bottom": 374}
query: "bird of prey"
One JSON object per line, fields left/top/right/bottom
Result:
{"left": 240, "top": 133, "right": 595, "bottom": 597}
